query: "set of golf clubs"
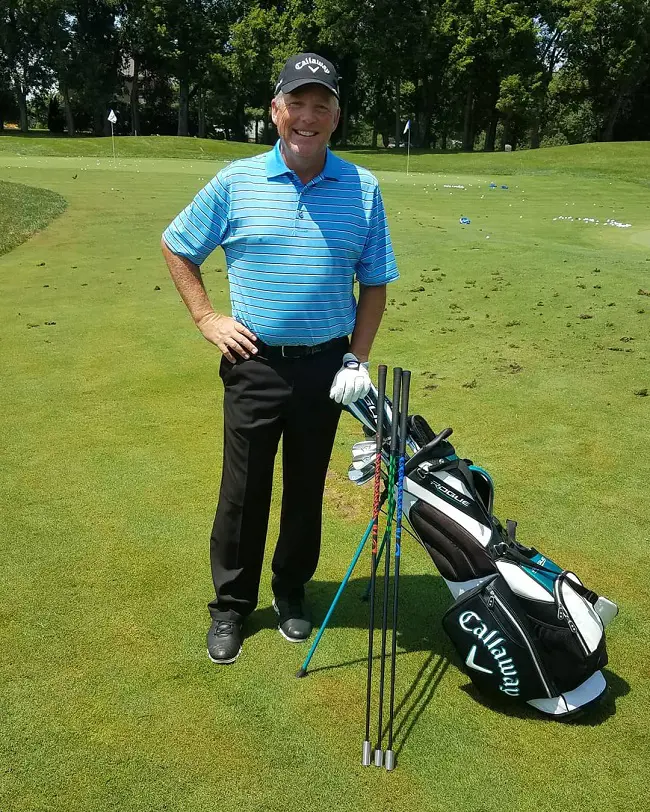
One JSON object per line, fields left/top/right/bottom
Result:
{"left": 362, "top": 365, "right": 410, "bottom": 772}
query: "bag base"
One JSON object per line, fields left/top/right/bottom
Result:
{"left": 527, "top": 670, "right": 607, "bottom": 717}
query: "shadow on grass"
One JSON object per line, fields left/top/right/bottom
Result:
{"left": 392, "top": 652, "right": 450, "bottom": 755}
{"left": 307, "top": 572, "right": 451, "bottom": 655}
{"left": 458, "top": 667, "right": 627, "bottom": 726}
{"left": 273, "top": 571, "right": 626, "bottom": 736}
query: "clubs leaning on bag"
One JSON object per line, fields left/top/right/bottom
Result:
{"left": 374, "top": 366, "right": 402, "bottom": 768}
{"left": 362, "top": 364, "right": 387, "bottom": 767}
{"left": 385, "top": 368, "right": 410, "bottom": 771}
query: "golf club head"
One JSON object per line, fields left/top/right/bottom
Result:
{"left": 351, "top": 439, "right": 376, "bottom": 461}
{"left": 347, "top": 461, "right": 375, "bottom": 485}
{"left": 352, "top": 455, "right": 375, "bottom": 470}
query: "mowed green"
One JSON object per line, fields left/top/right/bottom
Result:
{"left": 1, "top": 138, "right": 648, "bottom": 812}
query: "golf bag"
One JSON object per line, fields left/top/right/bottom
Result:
{"left": 347, "top": 389, "right": 618, "bottom": 718}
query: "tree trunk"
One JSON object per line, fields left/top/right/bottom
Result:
{"left": 61, "top": 83, "right": 75, "bottom": 137}
{"left": 232, "top": 97, "right": 246, "bottom": 141}
{"left": 602, "top": 91, "right": 626, "bottom": 141}
{"left": 177, "top": 77, "right": 190, "bottom": 136}
{"left": 254, "top": 119, "right": 259, "bottom": 144}
{"left": 484, "top": 111, "right": 498, "bottom": 152}
{"left": 263, "top": 106, "right": 272, "bottom": 144}
{"left": 462, "top": 84, "right": 473, "bottom": 152}
{"left": 529, "top": 117, "right": 541, "bottom": 149}
{"left": 340, "top": 88, "right": 350, "bottom": 147}
{"left": 394, "top": 75, "right": 401, "bottom": 146}
{"left": 130, "top": 55, "right": 141, "bottom": 136}
{"left": 418, "top": 76, "right": 434, "bottom": 148}
{"left": 16, "top": 85, "right": 28, "bottom": 132}
{"left": 198, "top": 84, "right": 206, "bottom": 138}
{"left": 501, "top": 117, "right": 514, "bottom": 150}
{"left": 372, "top": 119, "right": 378, "bottom": 148}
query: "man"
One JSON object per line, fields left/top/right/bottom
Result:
{"left": 161, "top": 53, "right": 398, "bottom": 664}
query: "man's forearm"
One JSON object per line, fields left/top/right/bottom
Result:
{"left": 161, "top": 238, "right": 218, "bottom": 324}
{"left": 349, "top": 283, "right": 387, "bottom": 362}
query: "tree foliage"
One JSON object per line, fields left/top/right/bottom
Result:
{"left": 1, "top": 0, "right": 648, "bottom": 147}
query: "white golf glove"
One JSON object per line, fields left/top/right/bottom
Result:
{"left": 329, "top": 353, "right": 371, "bottom": 406}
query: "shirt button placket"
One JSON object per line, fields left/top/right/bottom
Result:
{"left": 295, "top": 188, "right": 305, "bottom": 235}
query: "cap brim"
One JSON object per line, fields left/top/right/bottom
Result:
{"left": 280, "top": 77, "right": 339, "bottom": 98}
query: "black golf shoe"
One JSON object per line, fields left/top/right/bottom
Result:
{"left": 273, "top": 597, "right": 312, "bottom": 642}
{"left": 206, "top": 618, "right": 243, "bottom": 664}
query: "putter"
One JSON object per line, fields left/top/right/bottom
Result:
{"left": 363, "top": 365, "right": 387, "bottom": 767}
{"left": 385, "top": 369, "right": 410, "bottom": 771}
{"left": 375, "top": 366, "right": 401, "bottom": 767}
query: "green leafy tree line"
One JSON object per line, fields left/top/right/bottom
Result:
{"left": 1, "top": 0, "right": 649, "bottom": 149}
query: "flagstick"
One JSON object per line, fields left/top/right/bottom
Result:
{"left": 111, "top": 122, "right": 116, "bottom": 164}
{"left": 406, "top": 127, "right": 411, "bottom": 176}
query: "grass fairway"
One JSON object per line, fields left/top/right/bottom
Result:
{"left": 1, "top": 139, "right": 649, "bottom": 812}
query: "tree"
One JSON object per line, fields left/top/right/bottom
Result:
{"left": 42, "top": 0, "right": 123, "bottom": 136}
{"left": 0, "top": 1, "right": 53, "bottom": 131}
{"left": 563, "top": 0, "right": 650, "bottom": 140}
{"left": 442, "top": 0, "right": 540, "bottom": 152}
{"left": 120, "top": 0, "right": 168, "bottom": 136}
{"left": 156, "top": 0, "right": 234, "bottom": 137}
{"left": 225, "top": 2, "right": 285, "bottom": 142}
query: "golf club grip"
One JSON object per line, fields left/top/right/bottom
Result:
{"left": 403, "top": 427, "right": 453, "bottom": 476}
{"left": 390, "top": 368, "right": 402, "bottom": 453}
{"left": 376, "top": 366, "right": 387, "bottom": 449}
{"left": 370, "top": 367, "right": 387, "bottom": 557}
{"left": 398, "top": 371, "right": 410, "bottom": 456}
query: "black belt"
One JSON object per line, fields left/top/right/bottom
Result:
{"left": 255, "top": 337, "right": 346, "bottom": 360}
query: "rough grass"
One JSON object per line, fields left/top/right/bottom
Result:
{"left": 0, "top": 140, "right": 648, "bottom": 812}
{"left": 0, "top": 179, "right": 67, "bottom": 255}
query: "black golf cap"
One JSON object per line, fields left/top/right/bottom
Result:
{"left": 274, "top": 53, "right": 339, "bottom": 99}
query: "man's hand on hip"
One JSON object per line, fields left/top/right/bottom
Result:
{"left": 197, "top": 313, "right": 258, "bottom": 362}
{"left": 329, "top": 353, "right": 371, "bottom": 406}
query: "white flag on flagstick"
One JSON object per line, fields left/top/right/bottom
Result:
{"left": 108, "top": 109, "right": 117, "bottom": 124}
{"left": 403, "top": 119, "right": 411, "bottom": 134}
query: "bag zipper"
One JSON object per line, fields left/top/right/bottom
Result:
{"left": 487, "top": 586, "right": 554, "bottom": 698}
{"left": 554, "top": 573, "right": 591, "bottom": 656}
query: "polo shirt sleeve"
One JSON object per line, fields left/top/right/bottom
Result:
{"left": 356, "top": 184, "right": 399, "bottom": 286}
{"left": 162, "top": 172, "right": 230, "bottom": 266}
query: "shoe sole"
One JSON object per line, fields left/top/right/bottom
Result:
{"left": 206, "top": 646, "right": 242, "bottom": 665}
{"left": 272, "top": 599, "right": 311, "bottom": 643}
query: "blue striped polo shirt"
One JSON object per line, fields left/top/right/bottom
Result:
{"left": 162, "top": 141, "right": 399, "bottom": 346}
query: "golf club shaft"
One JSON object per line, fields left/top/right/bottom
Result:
{"left": 375, "top": 367, "right": 401, "bottom": 765}
{"left": 386, "top": 369, "right": 411, "bottom": 768}
{"left": 363, "top": 364, "right": 387, "bottom": 764}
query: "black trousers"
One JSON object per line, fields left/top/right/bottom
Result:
{"left": 208, "top": 337, "right": 348, "bottom": 621}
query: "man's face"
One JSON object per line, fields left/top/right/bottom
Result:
{"left": 271, "top": 85, "right": 340, "bottom": 161}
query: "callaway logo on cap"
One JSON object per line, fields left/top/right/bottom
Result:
{"left": 274, "top": 53, "right": 339, "bottom": 98}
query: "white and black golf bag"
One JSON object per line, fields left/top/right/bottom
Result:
{"left": 347, "top": 388, "right": 619, "bottom": 718}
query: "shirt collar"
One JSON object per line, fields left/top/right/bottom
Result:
{"left": 266, "top": 140, "right": 342, "bottom": 181}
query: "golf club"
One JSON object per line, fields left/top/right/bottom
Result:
{"left": 385, "top": 368, "right": 410, "bottom": 771}
{"left": 363, "top": 364, "right": 387, "bottom": 766}
{"left": 375, "top": 366, "right": 401, "bottom": 767}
